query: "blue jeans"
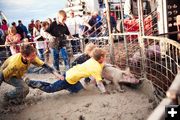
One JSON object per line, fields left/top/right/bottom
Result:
{"left": 37, "top": 49, "right": 44, "bottom": 61}
{"left": 4, "top": 77, "right": 29, "bottom": 101}
{"left": 28, "top": 79, "right": 83, "bottom": 93}
{"left": 51, "top": 47, "right": 69, "bottom": 71}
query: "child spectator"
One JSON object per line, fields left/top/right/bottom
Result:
{"left": 33, "top": 20, "right": 45, "bottom": 61}
{"left": 1, "top": 19, "right": 8, "bottom": 36}
{"left": 40, "top": 21, "right": 50, "bottom": 63}
{"left": 5, "top": 26, "right": 21, "bottom": 54}
{"left": 11, "top": 22, "right": 24, "bottom": 40}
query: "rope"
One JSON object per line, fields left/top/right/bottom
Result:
{"left": 0, "top": 36, "right": 109, "bottom": 48}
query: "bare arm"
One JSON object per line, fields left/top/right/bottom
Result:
{"left": 97, "top": 81, "right": 107, "bottom": 93}
{"left": 42, "top": 64, "right": 64, "bottom": 80}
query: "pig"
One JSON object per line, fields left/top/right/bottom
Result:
{"left": 102, "top": 64, "right": 140, "bottom": 92}
{"left": 129, "top": 49, "right": 141, "bottom": 65}
{"left": 130, "top": 44, "right": 161, "bottom": 65}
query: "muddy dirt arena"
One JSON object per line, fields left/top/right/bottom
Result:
{"left": 0, "top": 73, "right": 154, "bottom": 120}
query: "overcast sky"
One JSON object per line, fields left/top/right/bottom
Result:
{"left": 0, "top": 0, "right": 66, "bottom": 26}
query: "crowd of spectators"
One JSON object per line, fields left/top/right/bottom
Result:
{"left": 0, "top": 0, "right": 155, "bottom": 70}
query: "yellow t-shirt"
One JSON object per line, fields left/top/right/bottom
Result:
{"left": 66, "top": 58, "right": 104, "bottom": 84}
{"left": 0, "top": 53, "right": 44, "bottom": 80}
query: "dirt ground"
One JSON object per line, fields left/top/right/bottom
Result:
{"left": 0, "top": 73, "right": 154, "bottom": 120}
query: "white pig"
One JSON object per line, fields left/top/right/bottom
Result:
{"left": 102, "top": 64, "right": 140, "bottom": 92}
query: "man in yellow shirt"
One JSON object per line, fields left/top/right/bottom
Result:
{"left": 26, "top": 48, "right": 108, "bottom": 94}
{"left": 0, "top": 44, "right": 63, "bottom": 104}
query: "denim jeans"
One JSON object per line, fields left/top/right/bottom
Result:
{"left": 37, "top": 48, "right": 44, "bottom": 61}
{"left": 51, "top": 47, "right": 69, "bottom": 71}
{"left": 4, "top": 77, "right": 29, "bottom": 101}
{"left": 28, "top": 79, "right": 83, "bottom": 93}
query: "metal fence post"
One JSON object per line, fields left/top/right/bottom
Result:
{"left": 138, "top": 0, "right": 146, "bottom": 79}
{"left": 119, "top": 0, "right": 129, "bottom": 66}
{"left": 105, "top": 0, "right": 115, "bottom": 64}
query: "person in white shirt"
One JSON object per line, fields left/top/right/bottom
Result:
{"left": 40, "top": 21, "right": 51, "bottom": 63}
{"left": 124, "top": 0, "right": 151, "bottom": 19}
{"left": 33, "top": 20, "right": 45, "bottom": 60}
{"left": 124, "top": 0, "right": 138, "bottom": 19}
{"left": 66, "top": 10, "right": 91, "bottom": 54}
{"left": 66, "top": 10, "right": 81, "bottom": 37}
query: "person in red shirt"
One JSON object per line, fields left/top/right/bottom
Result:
{"left": 1, "top": 19, "right": 8, "bottom": 36}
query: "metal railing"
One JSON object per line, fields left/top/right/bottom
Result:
{"left": 147, "top": 69, "right": 180, "bottom": 120}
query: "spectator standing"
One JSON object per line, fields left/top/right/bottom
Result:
{"left": 66, "top": 10, "right": 82, "bottom": 54}
{"left": 28, "top": 19, "right": 35, "bottom": 37}
{"left": 124, "top": 0, "right": 151, "bottom": 19}
{"left": 103, "top": 11, "right": 117, "bottom": 33}
{"left": 5, "top": 26, "right": 21, "bottom": 55}
{"left": 12, "top": 22, "right": 24, "bottom": 40}
{"left": 46, "top": 18, "right": 52, "bottom": 25}
{"left": 80, "top": 12, "right": 92, "bottom": 37}
{"left": 88, "top": 12, "right": 97, "bottom": 37}
{"left": 46, "top": 10, "right": 73, "bottom": 71}
{"left": 33, "top": 20, "right": 45, "bottom": 60}
{"left": 40, "top": 21, "right": 51, "bottom": 63}
{"left": 93, "top": 11, "right": 102, "bottom": 36}
{"left": 18, "top": 20, "right": 28, "bottom": 39}
{"left": 1, "top": 19, "right": 8, "bottom": 36}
